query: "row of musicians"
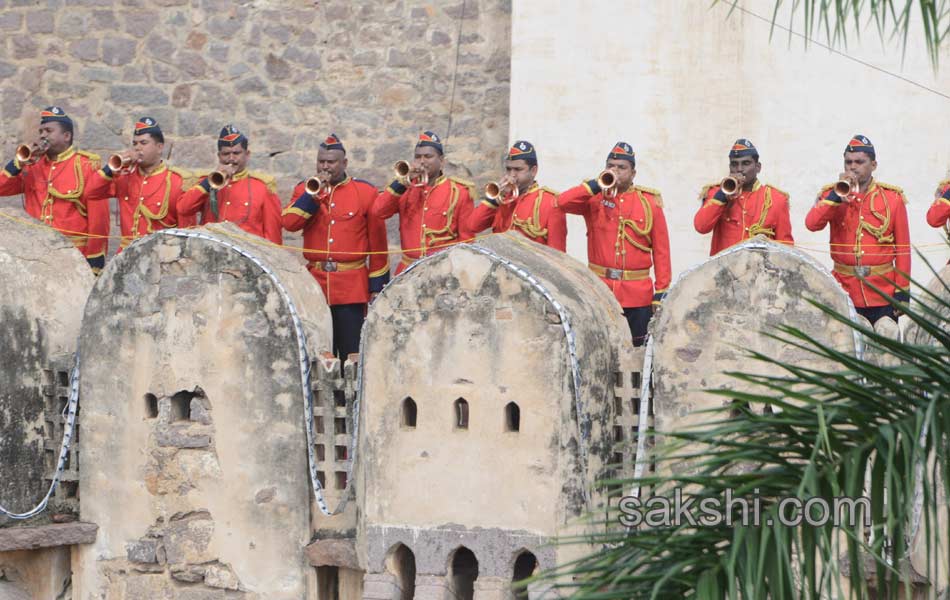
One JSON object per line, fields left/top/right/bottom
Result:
{"left": 1, "top": 110, "right": 943, "bottom": 354}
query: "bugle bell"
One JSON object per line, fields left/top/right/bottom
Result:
{"left": 208, "top": 168, "right": 232, "bottom": 190}
{"left": 394, "top": 160, "right": 428, "bottom": 187}
{"left": 306, "top": 175, "right": 329, "bottom": 196}
{"left": 834, "top": 175, "right": 858, "bottom": 198}
{"left": 598, "top": 169, "right": 618, "bottom": 197}
{"left": 15, "top": 139, "right": 49, "bottom": 165}
{"left": 108, "top": 153, "right": 137, "bottom": 174}
{"left": 720, "top": 175, "right": 741, "bottom": 197}
{"left": 484, "top": 179, "right": 520, "bottom": 202}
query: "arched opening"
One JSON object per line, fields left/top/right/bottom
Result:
{"left": 511, "top": 550, "right": 538, "bottom": 599}
{"left": 447, "top": 546, "right": 478, "bottom": 600}
{"left": 454, "top": 398, "right": 469, "bottom": 430}
{"left": 504, "top": 402, "right": 520, "bottom": 432}
{"left": 402, "top": 397, "right": 417, "bottom": 428}
{"left": 385, "top": 543, "right": 416, "bottom": 600}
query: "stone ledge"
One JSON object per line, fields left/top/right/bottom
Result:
{"left": 305, "top": 537, "right": 358, "bottom": 569}
{"left": 0, "top": 522, "right": 98, "bottom": 552}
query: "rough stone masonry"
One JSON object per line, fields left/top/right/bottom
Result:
{"left": 0, "top": 0, "right": 511, "bottom": 209}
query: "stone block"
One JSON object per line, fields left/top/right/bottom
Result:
{"left": 170, "top": 563, "right": 206, "bottom": 583}
{"left": 0, "top": 61, "right": 16, "bottom": 80}
{"left": 204, "top": 562, "right": 241, "bottom": 590}
{"left": 265, "top": 52, "right": 292, "bottom": 80}
{"left": 67, "top": 38, "right": 99, "bottom": 62}
{"left": 305, "top": 537, "right": 359, "bottom": 569}
{"left": 25, "top": 11, "right": 54, "bottom": 34}
{"left": 101, "top": 37, "right": 137, "bottom": 66}
{"left": 0, "top": 522, "right": 98, "bottom": 551}
{"left": 92, "top": 9, "right": 118, "bottom": 29}
{"left": 126, "top": 538, "right": 159, "bottom": 564}
{"left": 110, "top": 84, "right": 169, "bottom": 106}
{"left": 155, "top": 427, "right": 212, "bottom": 449}
{"left": 171, "top": 84, "right": 192, "bottom": 108}
{"left": 0, "top": 12, "right": 22, "bottom": 31}
{"left": 164, "top": 511, "right": 214, "bottom": 565}
{"left": 12, "top": 35, "right": 38, "bottom": 59}
{"left": 122, "top": 9, "right": 159, "bottom": 35}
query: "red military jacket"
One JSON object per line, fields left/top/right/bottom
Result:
{"left": 693, "top": 179, "right": 794, "bottom": 255}
{"left": 282, "top": 176, "right": 390, "bottom": 305}
{"left": 178, "top": 169, "right": 283, "bottom": 244}
{"left": 805, "top": 180, "right": 911, "bottom": 307}
{"left": 0, "top": 146, "right": 110, "bottom": 263}
{"left": 559, "top": 181, "right": 671, "bottom": 308}
{"left": 371, "top": 174, "right": 475, "bottom": 274}
{"left": 86, "top": 161, "right": 191, "bottom": 250}
{"left": 926, "top": 179, "right": 950, "bottom": 229}
{"left": 466, "top": 183, "right": 567, "bottom": 251}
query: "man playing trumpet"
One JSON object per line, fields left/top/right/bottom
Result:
{"left": 85, "top": 117, "right": 192, "bottom": 251}
{"left": 559, "top": 142, "right": 671, "bottom": 346}
{"left": 805, "top": 135, "right": 911, "bottom": 324}
{"left": 693, "top": 139, "right": 793, "bottom": 255}
{"left": 925, "top": 177, "right": 950, "bottom": 238}
{"left": 282, "top": 134, "right": 389, "bottom": 359}
{"left": 178, "top": 124, "right": 283, "bottom": 244}
{"left": 466, "top": 140, "right": 566, "bottom": 251}
{"left": 371, "top": 131, "right": 474, "bottom": 274}
{"left": 0, "top": 106, "right": 110, "bottom": 272}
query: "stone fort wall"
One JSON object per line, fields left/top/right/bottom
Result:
{"left": 0, "top": 0, "right": 511, "bottom": 210}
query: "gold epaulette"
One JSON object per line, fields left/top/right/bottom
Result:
{"left": 250, "top": 170, "right": 278, "bottom": 194}
{"left": 876, "top": 181, "right": 907, "bottom": 203}
{"left": 934, "top": 179, "right": 950, "bottom": 199}
{"left": 167, "top": 165, "right": 196, "bottom": 188}
{"left": 635, "top": 185, "right": 663, "bottom": 207}
{"left": 449, "top": 175, "right": 475, "bottom": 197}
{"left": 698, "top": 182, "right": 719, "bottom": 202}
{"left": 816, "top": 183, "right": 835, "bottom": 202}
{"left": 76, "top": 149, "right": 101, "bottom": 168}
{"left": 539, "top": 186, "right": 558, "bottom": 196}
{"left": 765, "top": 183, "right": 790, "bottom": 199}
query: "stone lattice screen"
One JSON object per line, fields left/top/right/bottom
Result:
{"left": 0, "top": 0, "right": 511, "bottom": 226}
{"left": 311, "top": 354, "right": 359, "bottom": 509}
{"left": 609, "top": 346, "right": 649, "bottom": 486}
{"left": 42, "top": 354, "right": 79, "bottom": 519}
{"left": 37, "top": 352, "right": 361, "bottom": 521}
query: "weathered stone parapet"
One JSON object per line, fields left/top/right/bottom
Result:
{"left": 75, "top": 224, "right": 331, "bottom": 598}
{"left": 0, "top": 207, "right": 93, "bottom": 528}
{"left": 0, "top": 0, "right": 511, "bottom": 228}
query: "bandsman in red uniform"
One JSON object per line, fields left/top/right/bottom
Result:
{"left": 0, "top": 106, "right": 110, "bottom": 272}
{"left": 466, "top": 140, "right": 566, "bottom": 251}
{"left": 559, "top": 142, "right": 671, "bottom": 346}
{"left": 178, "top": 125, "right": 282, "bottom": 245}
{"left": 85, "top": 117, "right": 192, "bottom": 251}
{"left": 282, "top": 134, "right": 389, "bottom": 359}
{"left": 925, "top": 178, "right": 950, "bottom": 236}
{"left": 805, "top": 135, "right": 911, "bottom": 324}
{"left": 371, "top": 131, "right": 474, "bottom": 274}
{"left": 694, "top": 138, "right": 793, "bottom": 255}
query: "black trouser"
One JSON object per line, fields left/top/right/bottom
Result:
{"left": 623, "top": 306, "right": 653, "bottom": 347}
{"left": 856, "top": 305, "right": 896, "bottom": 325}
{"left": 330, "top": 303, "right": 366, "bottom": 360}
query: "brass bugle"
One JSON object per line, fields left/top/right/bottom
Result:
{"left": 108, "top": 153, "right": 136, "bottom": 173}
{"left": 208, "top": 169, "right": 232, "bottom": 190}
{"left": 720, "top": 175, "right": 741, "bottom": 197}
{"left": 394, "top": 160, "right": 411, "bottom": 178}
{"left": 15, "top": 139, "right": 48, "bottom": 165}
{"left": 394, "top": 160, "right": 428, "bottom": 187}
{"left": 306, "top": 175, "right": 328, "bottom": 195}
{"left": 484, "top": 180, "right": 520, "bottom": 202}
{"left": 834, "top": 176, "right": 857, "bottom": 197}
{"left": 597, "top": 169, "right": 617, "bottom": 190}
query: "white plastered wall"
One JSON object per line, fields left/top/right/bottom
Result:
{"left": 510, "top": 0, "right": 950, "bottom": 281}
